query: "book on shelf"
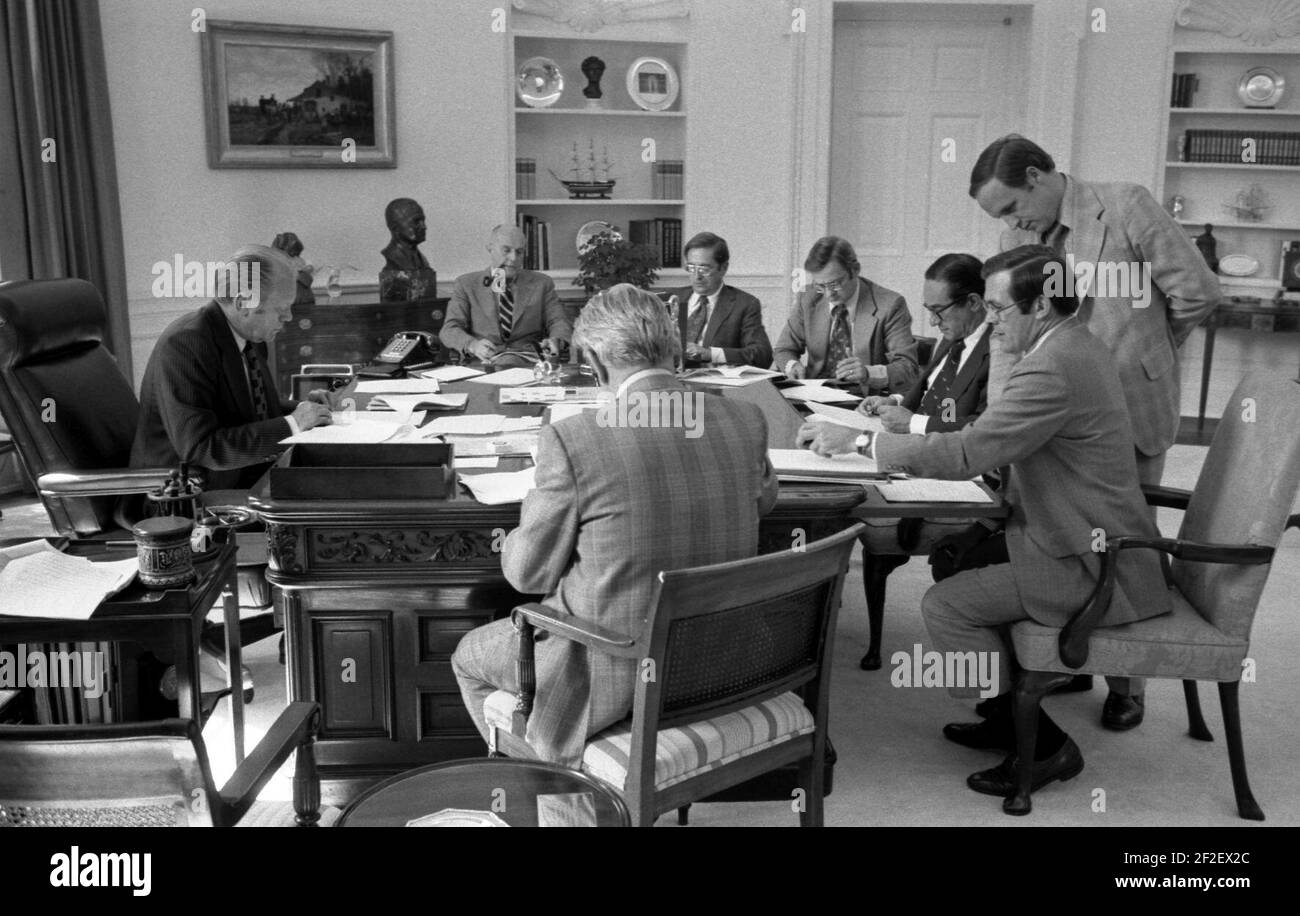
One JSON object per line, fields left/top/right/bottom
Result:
{"left": 1181, "top": 129, "right": 1300, "bottom": 166}
{"left": 516, "top": 214, "right": 552, "bottom": 271}
{"left": 516, "top": 158, "right": 536, "bottom": 200}
{"left": 628, "top": 217, "right": 683, "bottom": 268}
{"left": 652, "top": 160, "right": 683, "bottom": 199}
{"left": 1170, "top": 72, "right": 1198, "bottom": 109}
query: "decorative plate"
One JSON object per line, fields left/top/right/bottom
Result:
{"left": 1237, "top": 66, "right": 1285, "bottom": 108}
{"left": 576, "top": 220, "right": 618, "bottom": 253}
{"left": 1218, "top": 253, "right": 1260, "bottom": 277}
{"left": 516, "top": 57, "right": 563, "bottom": 108}
{"left": 626, "top": 57, "right": 679, "bottom": 112}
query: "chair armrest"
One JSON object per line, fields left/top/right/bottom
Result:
{"left": 1060, "top": 535, "right": 1276, "bottom": 668}
{"left": 218, "top": 701, "right": 320, "bottom": 824}
{"left": 511, "top": 602, "right": 641, "bottom": 657}
{"left": 38, "top": 468, "right": 171, "bottom": 497}
{"left": 1141, "top": 484, "right": 1191, "bottom": 511}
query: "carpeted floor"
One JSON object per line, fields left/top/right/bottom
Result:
{"left": 6, "top": 442, "right": 1298, "bottom": 826}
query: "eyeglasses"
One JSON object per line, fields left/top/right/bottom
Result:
{"left": 812, "top": 273, "right": 852, "bottom": 294}
{"left": 684, "top": 264, "right": 719, "bottom": 277}
{"left": 923, "top": 297, "right": 965, "bottom": 318}
{"left": 985, "top": 297, "right": 1029, "bottom": 316}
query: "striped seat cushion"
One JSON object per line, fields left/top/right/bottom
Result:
{"left": 582, "top": 692, "right": 814, "bottom": 792}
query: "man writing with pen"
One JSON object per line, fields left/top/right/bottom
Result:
{"left": 440, "top": 225, "right": 572, "bottom": 366}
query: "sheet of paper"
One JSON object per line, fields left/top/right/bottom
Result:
{"left": 355, "top": 378, "right": 443, "bottom": 394}
{"left": 876, "top": 479, "right": 993, "bottom": 503}
{"left": 500, "top": 416, "right": 543, "bottom": 432}
{"left": 682, "top": 374, "right": 770, "bottom": 388}
{"left": 367, "top": 392, "right": 468, "bottom": 419}
{"left": 340, "top": 409, "right": 426, "bottom": 426}
{"left": 807, "top": 402, "right": 885, "bottom": 434}
{"left": 458, "top": 467, "right": 537, "bottom": 505}
{"left": 422, "top": 414, "right": 513, "bottom": 436}
{"left": 455, "top": 456, "right": 500, "bottom": 469}
{"left": 416, "top": 365, "right": 484, "bottom": 382}
{"left": 0, "top": 542, "right": 138, "bottom": 620}
{"left": 781, "top": 385, "right": 861, "bottom": 405}
{"left": 471, "top": 368, "right": 540, "bottom": 386}
{"left": 769, "top": 448, "right": 878, "bottom": 477}
{"left": 281, "top": 420, "right": 405, "bottom": 444}
{"left": 548, "top": 402, "right": 603, "bottom": 424}
{"left": 443, "top": 433, "right": 539, "bottom": 456}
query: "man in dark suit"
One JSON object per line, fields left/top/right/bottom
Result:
{"left": 799, "top": 246, "right": 1171, "bottom": 798}
{"left": 440, "top": 225, "right": 572, "bottom": 363}
{"left": 851, "top": 253, "right": 991, "bottom": 671}
{"left": 773, "top": 236, "right": 918, "bottom": 394}
{"left": 132, "top": 244, "right": 333, "bottom": 491}
{"left": 453, "top": 284, "right": 779, "bottom": 766}
{"left": 665, "top": 231, "right": 773, "bottom": 368}
{"left": 971, "top": 135, "right": 1220, "bottom": 729}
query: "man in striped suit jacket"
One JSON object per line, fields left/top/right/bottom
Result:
{"left": 453, "top": 284, "right": 778, "bottom": 766}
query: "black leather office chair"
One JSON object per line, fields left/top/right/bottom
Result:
{"left": 0, "top": 279, "right": 265, "bottom": 706}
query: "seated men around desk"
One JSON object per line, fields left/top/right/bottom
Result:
{"left": 797, "top": 246, "right": 1169, "bottom": 798}
{"left": 666, "top": 231, "right": 773, "bottom": 368}
{"left": 440, "top": 225, "right": 572, "bottom": 365}
{"left": 853, "top": 252, "right": 992, "bottom": 671}
{"left": 132, "top": 244, "right": 333, "bottom": 490}
{"left": 453, "top": 284, "right": 779, "bottom": 766}
{"left": 774, "top": 236, "right": 918, "bottom": 393}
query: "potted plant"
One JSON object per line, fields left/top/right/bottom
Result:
{"left": 573, "top": 230, "right": 660, "bottom": 296}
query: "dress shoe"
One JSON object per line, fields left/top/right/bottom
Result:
{"left": 943, "top": 718, "right": 1015, "bottom": 751}
{"left": 1053, "top": 674, "right": 1094, "bottom": 693}
{"left": 967, "top": 737, "right": 1084, "bottom": 797}
{"left": 859, "top": 650, "right": 881, "bottom": 671}
{"left": 1101, "top": 691, "right": 1144, "bottom": 731}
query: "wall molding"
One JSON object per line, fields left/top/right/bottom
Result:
{"left": 1175, "top": 0, "right": 1300, "bottom": 46}
{"left": 511, "top": 0, "right": 690, "bottom": 33}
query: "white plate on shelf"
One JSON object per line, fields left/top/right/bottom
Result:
{"left": 576, "top": 220, "right": 618, "bottom": 254}
{"left": 1219, "top": 254, "right": 1259, "bottom": 277}
{"left": 627, "top": 57, "right": 679, "bottom": 111}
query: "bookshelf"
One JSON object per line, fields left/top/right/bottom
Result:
{"left": 1159, "top": 32, "right": 1300, "bottom": 295}
{"left": 510, "top": 30, "right": 688, "bottom": 284}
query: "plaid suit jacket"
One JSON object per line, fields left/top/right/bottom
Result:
{"left": 131, "top": 301, "right": 292, "bottom": 490}
{"left": 875, "top": 320, "right": 1171, "bottom": 627}
{"left": 1001, "top": 176, "right": 1220, "bottom": 457}
{"left": 500, "top": 373, "right": 779, "bottom": 764}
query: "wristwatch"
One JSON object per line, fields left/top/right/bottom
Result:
{"left": 854, "top": 432, "right": 874, "bottom": 457}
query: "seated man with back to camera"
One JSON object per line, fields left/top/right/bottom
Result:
{"left": 797, "top": 245, "right": 1170, "bottom": 801}
{"left": 852, "top": 253, "right": 992, "bottom": 671}
{"left": 440, "top": 224, "right": 572, "bottom": 367}
{"left": 452, "top": 283, "right": 778, "bottom": 766}
{"left": 773, "top": 236, "right": 919, "bottom": 394}
{"left": 665, "top": 231, "right": 774, "bottom": 368}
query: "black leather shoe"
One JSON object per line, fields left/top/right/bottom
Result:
{"left": 859, "top": 650, "right": 881, "bottom": 671}
{"left": 967, "top": 738, "right": 1084, "bottom": 797}
{"left": 943, "top": 718, "right": 1015, "bottom": 751}
{"left": 1053, "top": 674, "right": 1094, "bottom": 693}
{"left": 1102, "top": 691, "right": 1144, "bottom": 731}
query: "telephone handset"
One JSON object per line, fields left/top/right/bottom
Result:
{"left": 358, "top": 331, "right": 440, "bottom": 378}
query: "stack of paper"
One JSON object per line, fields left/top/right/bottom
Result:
{"left": 415, "top": 365, "right": 484, "bottom": 382}
{"left": 682, "top": 366, "right": 783, "bottom": 387}
{"left": 458, "top": 467, "right": 537, "bottom": 505}
{"left": 875, "top": 480, "right": 993, "bottom": 503}
{"left": 282, "top": 420, "right": 414, "bottom": 445}
{"left": 471, "top": 368, "right": 541, "bottom": 386}
{"left": 769, "top": 448, "right": 878, "bottom": 478}
{"left": 781, "top": 385, "right": 861, "bottom": 405}
{"left": 0, "top": 541, "right": 138, "bottom": 620}
{"left": 806, "top": 402, "right": 885, "bottom": 434}
{"left": 355, "top": 378, "right": 442, "bottom": 394}
{"left": 367, "top": 392, "right": 468, "bottom": 419}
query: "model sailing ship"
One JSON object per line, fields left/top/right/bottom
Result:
{"left": 549, "top": 140, "right": 616, "bottom": 199}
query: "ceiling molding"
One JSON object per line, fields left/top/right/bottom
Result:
{"left": 511, "top": 0, "right": 690, "bottom": 34}
{"left": 1175, "top": 0, "right": 1300, "bottom": 46}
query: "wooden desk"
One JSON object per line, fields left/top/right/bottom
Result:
{"left": 0, "top": 541, "right": 246, "bottom": 761}
{"left": 1198, "top": 297, "right": 1300, "bottom": 430}
{"left": 251, "top": 375, "right": 868, "bottom": 805}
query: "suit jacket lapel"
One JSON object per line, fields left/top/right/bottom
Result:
{"left": 948, "top": 328, "right": 989, "bottom": 400}
{"left": 1064, "top": 176, "right": 1107, "bottom": 302}
{"left": 204, "top": 302, "right": 255, "bottom": 418}
{"left": 701, "top": 286, "right": 732, "bottom": 347}
{"left": 853, "top": 282, "right": 879, "bottom": 358}
{"left": 807, "top": 293, "right": 830, "bottom": 368}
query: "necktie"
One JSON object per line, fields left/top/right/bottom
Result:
{"left": 1041, "top": 222, "right": 1068, "bottom": 256}
{"left": 919, "top": 337, "right": 966, "bottom": 417}
{"left": 686, "top": 295, "right": 709, "bottom": 346}
{"left": 827, "top": 304, "right": 852, "bottom": 375}
{"left": 243, "top": 341, "right": 270, "bottom": 420}
{"left": 498, "top": 286, "right": 515, "bottom": 342}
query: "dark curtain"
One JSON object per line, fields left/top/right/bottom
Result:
{"left": 0, "top": 0, "right": 132, "bottom": 378}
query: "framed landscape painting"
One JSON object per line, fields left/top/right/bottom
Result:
{"left": 200, "top": 21, "right": 396, "bottom": 168}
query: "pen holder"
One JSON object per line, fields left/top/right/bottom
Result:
{"left": 131, "top": 516, "right": 196, "bottom": 589}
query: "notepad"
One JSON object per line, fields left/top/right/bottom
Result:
{"left": 470, "top": 368, "right": 540, "bottom": 386}
{"left": 875, "top": 479, "right": 993, "bottom": 503}
{"left": 0, "top": 541, "right": 138, "bottom": 620}
{"left": 415, "top": 365, "right": 484, "bottom": 382}
{"left": 769, "top": 448, "right": 878, "bottom": 477}
{"left": 458, "top": 467, "right": 537, "bottom": 505}
{"left": 806, "top": 402, "right": 885, "bottom": 434}
{"left": 781, "top": 385, "right": 861, "bottom": 405}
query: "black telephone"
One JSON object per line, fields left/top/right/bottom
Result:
{"left": 357, "top": 331, "right": 440, "bottom": 378}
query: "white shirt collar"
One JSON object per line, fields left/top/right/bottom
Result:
{"left": 690, "top": 285, "right": 724, "bottom": 309}
{"left": 615, "top": 368, "right": 675, "bottom": 400}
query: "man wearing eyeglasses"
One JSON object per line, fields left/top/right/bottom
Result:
{"left": 665, "top": 231, "right": 773, "bottom": 368}
{"left": 773, "top": 236, "right": 918, "bottom": 393}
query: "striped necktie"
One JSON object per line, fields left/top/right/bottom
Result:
{"left": 919, "top": 338, "right": 966, "bottom": 416}
{"left": 243, "top": 341, "right": 270, "bottom": 420}
{"left": 498, "top": 286, "right": 515, "bottom": 342}
{"left": 686, "top": 295, "right": 709, "bottom": 345}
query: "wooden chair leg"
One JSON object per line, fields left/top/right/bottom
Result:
{"left": 797, "top": 751, "right": 825, "bottom": 827}
{"left": 1217, "top": 681, "right": 1264, "bottom": 821}
{"left": 1005, "top": 671, "right": 1070, "bottom": 816}
{"left": 860, "top": 553, "right": 908, "bottom": 671}
{"left": 293, "top": 708, "right": 322, "bottom": 827}
{"left": 677, "top": 804, "right": 690, "bottom": 825}
{"left": 1183, "top": 679, "right": 1213, "bottom": 741}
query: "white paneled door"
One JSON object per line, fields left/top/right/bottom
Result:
{"left": 829, "top": 8, "right": 1028, "bottom": 332}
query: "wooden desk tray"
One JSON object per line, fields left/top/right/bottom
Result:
{"left": 270, "top": 443, "right": 455, "bottom": 500}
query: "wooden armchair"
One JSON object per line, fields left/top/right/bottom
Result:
{"left": 1004, "top": 373, "right": 1300, "bottom": 818}
{"left": 484, "top": 523, "right": 864, "bottom": 827}
{"left": 0, "top": 702, "right": 326, "bottom": 826}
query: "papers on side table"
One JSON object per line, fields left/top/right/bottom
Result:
{"left": 0, "top": 541, "right": 138, "bottom": 620}
{"left": 458, "top": 467, "right": 537, "bottom": 505}
{"left": 875, "top": 480, "right": 993, "bottom": 503}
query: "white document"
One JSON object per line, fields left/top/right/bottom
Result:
{"left": 341, "top": 409, "right": 426, "bottom": 426}
{"left": 683, "top": 366, "right": 782, "bottom": 386}
{"left": 281, "top": 420, "right": 406, "bottom": 444}
{"left": 455, "top": 456, "right": 500, "bottom": 469}
{"left": 769, "top": 448, "right": 878, "bottom": 477}
{"left": 367, "top": 392, "right": 468, "bottom": 419}
{"left": 0, "top": 541, "right": 138, "bottom": 620}
{"left": 421, "top": 414, "right": 535, "bottom": 436}
{"left": 876, "top": 479, "right": 993, "bottom": 503}
{"left": 459, "top": 467, "right": 537, "bottom": 505}
{"left": 807, "top": 402, "right": 885, "bottom": 434}
{"left": 548, "top": 402, "right": 603, "bottom": 424}
{"left": 470, "top": 368, "right": 538, "bottom": 386}
{"left": 781, "top": 385, "right": 861, "bottom": 405}
{"left": 416, "top": 365, "right": 484, "bottom": 382}
{"left": 499, "top": 416, "right": 543, "bottom": 432}
{"left": 355, "top": 378, "right": 442, "bottom": 394}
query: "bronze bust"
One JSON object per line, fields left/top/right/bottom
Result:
{"left": 380, "top": 198, "right": 437, "bottom": 301}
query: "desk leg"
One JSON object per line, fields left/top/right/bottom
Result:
{"left": 222, "top": 571, "right": 245, "bottom": 765}
{"left": 174, "top": 620, "right": 200, "bottom": 726}
{"left": 1198, "top": 319, "right": 1217, "bottom": 432}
